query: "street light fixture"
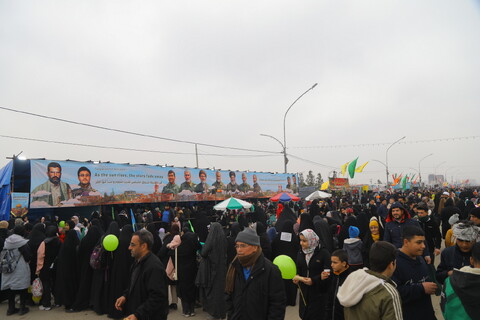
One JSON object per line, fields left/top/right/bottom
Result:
{"left": 283, "top": 83, "right": 318, "bottom": 173}
{"left": 385, "top": 136, "right": 406, "bottom": 186}
{"left": 418, "top": 153, "right": 433, "bottom": 185}
{"left": 260, "top": 134, "right": 285, "bottom": 172}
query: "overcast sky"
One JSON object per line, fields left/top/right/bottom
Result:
{"left": 1, "top": 0, "right": 479, "bottom": 185}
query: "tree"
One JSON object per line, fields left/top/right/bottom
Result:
{"left": 315, "top": 173, "right": 323, "bottom": 186}
{"left": 305, "top": 170, "right": 315, "bottom": 186}
{"left": 298, "top": 173, "right": 306, "bottom": 187}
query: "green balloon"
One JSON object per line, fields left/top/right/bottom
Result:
{"left": 59, "top": 221, "right": 65, "bottom": 228}
{"left": 103, "top": 234, "right": 119, "bottom": 251}
{"left": 273, "top": 255, "right": 297, "bottom": 279}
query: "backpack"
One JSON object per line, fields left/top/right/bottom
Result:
{"left": 89, "top": 244, "right": 106, "bottom": 270}
{"left": 0, "top": 248, "right": 21, "bottom": 274}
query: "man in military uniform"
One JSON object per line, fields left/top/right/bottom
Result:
{"left": 291, "top": 175, "right": 299, "bottom": 194}
{"left": 72, "top": 166, "right": 97, "bottom": 197}
{"left": 238, "top": 173, "right": 251, "bottom": 193}
{"left": 162, "top": 170, "right": 180, "bottom": 194}
{"left": 252, "top": 174, "right": 262, "bottom": 193}
{"left": 194, "top": 170, "right": 210, "bottom": 193}
{"left": 285, "top": 176, "right": 292, "bottom": 191}
{"left": 179, "top": 170, "right": 196, "bottom": 192}
{"left": 226, "top": 171, "right": 239, "bottom": 192}
{"left": 212, "top": 170, "right": 225, "bottom": 193}
{"left": 32, "top": 162, "right": 72, "bottom": 206}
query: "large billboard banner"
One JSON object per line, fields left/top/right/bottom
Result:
{"left": 30, "top": 160, "right": 299, "bottom": 208}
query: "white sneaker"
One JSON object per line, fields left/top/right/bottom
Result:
{"left": 39, "top": 305, "right": 51, "bottom": 311}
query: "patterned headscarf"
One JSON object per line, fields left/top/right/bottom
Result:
{"left": 300, "top": 228, "right": 319, "bottom": 264}
{"left": 452, "top": 221, "right": 479, "bottom": 242}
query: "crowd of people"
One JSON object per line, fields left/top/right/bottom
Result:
{"left": 0, "top": 187, "right": 479, "bottom": 320}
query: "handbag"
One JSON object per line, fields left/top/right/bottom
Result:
{"left": 32, "top": 277, "right": 43, "bottom": 297}
{"left": 166, "top": 248, "right": 178, "bottom": 281}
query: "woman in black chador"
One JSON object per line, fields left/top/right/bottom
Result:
{"left": 70, "top": 222, "right": 103, "bottom": 311}
{"left": 55, "top": 221, "right": 80, "bottom": 310}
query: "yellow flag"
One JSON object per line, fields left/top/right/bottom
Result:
{"left": 320, "top": 181, "right": 329, "bottom": 190}
{"left": 341, "top": 162, "right": 349, "bottom": 176}
{"left": 355, "top": 161, "right": 369, "bottom": 173}
{"left": 362, "top": 185, "right": 369, "bottom": 192}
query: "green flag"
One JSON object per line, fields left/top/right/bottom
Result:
{"left": 402, "top": 174, "right": 408, "bottom": 190}
{"left": 348, "top": 157, "right": 358, "bottom": 179}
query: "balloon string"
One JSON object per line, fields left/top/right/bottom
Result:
{"left": 297, "top": 284, "right": 307, "bottom": 306}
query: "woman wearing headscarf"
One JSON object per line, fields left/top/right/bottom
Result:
{"left": 54, "top": 220, "right": 79, "bottom": 311}
{"left": 196, "top": 222, "right": 227, "bottom": 319}
{"left": 226, "top": 222, "right": 242, "bottom": 266}
{"left": 313, "top": 216, "right": 334, "bottom": 254}
{"left": 107, "top": 224, "right": 134, "bottom": 318}
{"left": 275, "top": 204, "right": 297, "bottom": 232}
{"left": 90, "top": 221, "right": 120, "bottom": 315}
{"left": 2, "top": 225, "right": 32, "bottom": 315}
{"left": 27, "top": 223, "right": 46, "bottom": 286}
{"left": 298, "top": 213, "right": 315, "bottom": 234}
{"left": 362, "top": 217, "right": 383, "bottom": 268}
{"left": 70, "top": 222, "right": 103, "bottom": 311}
{"left": 36, "top": 225, "right": 61, "bottom": 311}
{"left": 293, "top": 229, "right": 331, "bottom": 320}
{"left": 157, "top": 223, "right": 180, "bottom": 310}
{"left": 271, "top": 220, "right": 299, "bottom": 306}
{"left": 146, "top": 223, "right": 162, "bottom": 255}
{"left": 255, "top": 222, "right": 272, "bottom": 260}
{"left": 176, "top": 227, "right": 201, "bottom": 317}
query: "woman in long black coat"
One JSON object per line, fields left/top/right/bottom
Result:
{"left": 197, "top": 222, "right": 227, "bottom": 319}
{"left": 294, "top": 229, "right": 331, "bottom": 320}
{"left": 70, "top": 223, "right": 103, "bottom": 311}
{"left": 271, "top": 220, "right": 299, "bottom": 306}
{"left": 27, "top": 223, "right": 46, "bottom": 284}
{"left": 90, "top": 221, "right": 120, "bottom": 315}
{"left": 55, "top": 221, "right": 80, "bottom": 310}
{"left": 157, "top": 224, "right": 180, "bottom": 310}
{"left": 107, "top": 224, "right": 134, "bottom": 318}
{"left": 176, "top": 227, "right": 201, "bottom": 316}
{"left": 226, "top": 222, "right": 242, "bottom": 266}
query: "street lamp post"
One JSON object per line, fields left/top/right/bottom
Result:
{"left": 418, "top": 153, "right": 433, "bottom": 185}
{"left": 385, "top": 136, "right": 406, "bottom": 186}
{"left": 260, "top": 134, "right": 285, "bottom": 172}
{"left": 283, "top": 83, "right": 318, "bottom": 173}
{"left": 434, "top": 161, "right": 446, "bottom": 185}
{"left": 444, "top": 167, "right": 455, "bottom": 184}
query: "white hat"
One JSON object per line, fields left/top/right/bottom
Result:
{"left": 442, "top": 192, "right": 450, "bottom": 196}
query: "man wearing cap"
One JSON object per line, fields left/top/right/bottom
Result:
{"left": 469, "top": 207, "right": 480, "bottom": 227}
{"left": 436, "top": 220, "right": 480, "bottom": 284}
{"left": 225, "top": 227, "right": 286, "bottom": 320}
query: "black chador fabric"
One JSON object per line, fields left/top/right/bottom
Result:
{"left": 28, "top": 223, "right": 46, "bottom": 282}
{"left": 271, "top": 220, "right": 300, "bottom": 306}
{"left": 176, "top": 230, "right": 201, "bottom": 307}
{"left": 313, "top": 217, "right": 334, "bottom": 254}
{"left": 90, "top": 221, "right": 120, "bottom": 315}
{"left": 107, "top": 225, "right": 134, "bottom": 318}
{"left": 226, "top": 222, "right": 242, "bottom": 266}
{"left": 299, "top": 213, "right": 315, "bottom": 234}
{"left": 197, "top": 222, "right": 227, "bottom": 319}
{"left": 256, "top": 222, "right": 272, "bottom": 260}
{"left": 55, "top": 229, "right": 80, "bottom": 309}
{"left": 191, "top": 211, "right": 210, "bottom": 243}
{"left": 71, "top": 224, "right": 103, "bottom": 311}
{"left": 146, "top": 223, "right": 162, "bottom": 255}
{"left": 275, "top": 205, "right": 297, "bottom": 232}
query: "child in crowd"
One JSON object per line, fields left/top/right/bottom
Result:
{"left": 323, "top": 249, "right": 350, "bottom": 320}
{"left": 343, "top": 226, "right": 363, "bottom": 272}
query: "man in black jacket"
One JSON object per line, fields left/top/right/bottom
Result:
{"left": 415, "top": 203, "right": 442, "bottom": 264}
{"left": 115, "top": 229, "right": 168, "bottom": 320}
{"left": 225, "top": 227, "right": 286, "bottom": 320}
{"left": 392, "top": 225, "right": 437, "bottom": 320}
